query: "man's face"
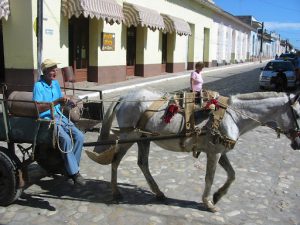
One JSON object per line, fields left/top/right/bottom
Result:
{"left": 44, "top": 65, "right": 58, "bottom": 82}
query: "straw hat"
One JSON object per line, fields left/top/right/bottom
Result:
{"left": 41, "top": 59, "right": 60, "bottom": 71}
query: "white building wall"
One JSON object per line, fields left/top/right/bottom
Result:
{"left": 216, "top": 23, "right": 221, "bottom": 62}
{"left": 210, "top": 22, "right": 218, "bottom": 64}
{"left": 256, "top": 36, "right": 261, "bottom": 58}
{"left": 236, "top": 32, "right": 241, "bottom": 61}
{"left": 243, "top": 32, "right": 248, "bottom": 60}
{"left": 210, "top": 13, "right": 252, "bottom": 64}
{"left": 225, "top": 27, "right": 232, "bottom": 63}
{"left": 250, "top": 31, "right": 259, "bottom": 59}
{"left": 216, "top": 22, "right": 226, "bottom": 63}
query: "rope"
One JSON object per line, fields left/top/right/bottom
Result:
{"left": 56, "top": 101, "right": 74, "bottom": 154}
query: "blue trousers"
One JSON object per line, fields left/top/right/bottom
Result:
{"left": 55, "top": 115, "right": 84, "bottom": 176}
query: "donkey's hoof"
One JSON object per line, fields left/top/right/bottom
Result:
{"left": 204, "top": 200, "right": 219, "bottom": 213}
{"left": 156, "top": 193, "right": 166, "bottom": 201}
{"left": 213, "top": 192, "right": 221, "bottom": 204}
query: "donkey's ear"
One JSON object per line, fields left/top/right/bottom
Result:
{"left": 292, "top": 93, "right": 300, "bottom": 105}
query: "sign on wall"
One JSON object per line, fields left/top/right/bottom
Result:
{"left": 101, "top": 32, "right": 115, "bottom": 51}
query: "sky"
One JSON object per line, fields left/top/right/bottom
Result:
{"left": 213, "top": 0, "right": 300, "bottom": 50}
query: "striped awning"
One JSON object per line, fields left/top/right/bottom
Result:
{"left": 123, "top": 2, "right": 164, "bottom": 31}
{"left": 162, "top": 14, "right": 191, "bottom": 36}
{"left": 61, "top": 0, "right": 124, "bottom": 24}
{"left": 0, "top": 0, "right": 10, "bottom": 20}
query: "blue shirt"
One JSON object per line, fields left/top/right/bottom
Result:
{"left": 32, "top": 77, "right": 63, "bottom": 119}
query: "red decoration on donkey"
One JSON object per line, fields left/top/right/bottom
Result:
{"left": 163, "top": 104, "right": 179, "bottom": 123}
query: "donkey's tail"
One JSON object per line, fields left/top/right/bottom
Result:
{"left": 100, "top": 100, "right": 120, "bottom": 140}
{"left": 86, "top": 100, "right": 120, "bottom": 165}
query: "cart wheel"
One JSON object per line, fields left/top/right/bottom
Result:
{"left": 0, "top": 147, "right": 23, "bottom": 206}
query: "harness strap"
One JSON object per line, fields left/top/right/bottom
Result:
{"left": 136, "top": 98, "right": 167, "bottom": 130}
{"left": 177, "top": 92, "right": 196, "bottom": 151}
{"left": 210, "top": 96, "right": 236, "bottom": 149}
{"left": 211, "top": 96, "right": 229, "bottom": 130}
{"left": 174, "top": 92, "right": 184, "bottom": 108}
{"left": 184, "top": 92, "right": 195, "bottom": 133}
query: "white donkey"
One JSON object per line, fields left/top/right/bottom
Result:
{"left": 93, "top": 88, "right": 300, "bottom": 212}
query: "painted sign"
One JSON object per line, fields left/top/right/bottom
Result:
{"left": 101, "top": 32, "right": 115, "bottom": 51}
{"left": 45, "top": 29, "right": 54, "bottom": 35}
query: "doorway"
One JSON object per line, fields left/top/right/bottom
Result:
{"left": 69, "top": 16, "right": 89, "bottom": 82}
{"left": 0, "top": 22, "right": 4, "bottom": 83}
{"left": 126, "top": 26, "right": 136, "bottom": 76}
{"left": 161, "top": 33, "right": 167, "bottom": 73}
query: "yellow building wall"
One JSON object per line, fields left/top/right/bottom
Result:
{"left": 188, "top": 24, "right": 195, "bottom": 63}
{"left": 2, "top": 0, "right": 36, "bottom": 69}
{"left": 3, "top": 0, "right": 216, "bottom": 69}
{"left": 2, "top": 0, "right": 220, "bottom": 80}
{"left": 136, "top": 27, "right": 145, "bottom": 64}
{"left": 123, "top": 0, "right": 215, "bottom": 64}
{"left": 134, "top": 27, "right": 161, "bottom": 65}
{"left": 143, "top": 28, "right": 161, "bottom": 64}
{"left": 89, "top": 18, "right": 101, "bottom": 67}
{"left": 96, "top": 22, "right": 126, "bottom": 66}
{"left": 43, "top": 0, "right": 68, "bottom": 68}
{"left": 44, "top": 0, "right": 126, "bottom": 68}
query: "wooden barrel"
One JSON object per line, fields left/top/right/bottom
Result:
{"left": 7, "top": 91, "right": 39, "bottom": 118}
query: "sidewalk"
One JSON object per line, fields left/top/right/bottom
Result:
{"left": 73, "top": 60, "right": 266, "bottom": 99}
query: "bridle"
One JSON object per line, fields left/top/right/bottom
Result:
{"left": 286, "top": 93, "right": 300, "bottom": 141}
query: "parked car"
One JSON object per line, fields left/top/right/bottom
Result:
{"left": 279, "top": 52, "right": 297, "bottom": 58}
{"left": 295, "top": 55, "right": 300, "bottom": 81}
{"left": 259, "top": 60, "right": 297, "bottom": 90}
{"left": 279, "top": 53, "right": 298, "bottom": 67}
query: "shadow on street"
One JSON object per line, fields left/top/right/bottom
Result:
{"left": 16, "top": 176, "right": 209, "bottom": 212}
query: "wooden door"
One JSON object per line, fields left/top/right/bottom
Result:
{"left": 69, "top": 16, "right": 89, "bottom": 82}
{"left": 126, "top": 26, "right": 136, "bottom": 76}
{"left": 161, "top": 33, "right": 167, "bottom": 73}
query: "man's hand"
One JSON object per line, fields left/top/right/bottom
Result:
{"left": 60, "top": 96, "right": 77, "bottom": 108}
{"left": 35, "top": 96, "right": 74, "bottom": 114}
{"left": 57, "top": 96, "right": 68, "bottom": 105}
{"left": 67, "top": 99, "right": 76, "bottom": 108}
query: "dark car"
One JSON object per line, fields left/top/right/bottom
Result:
{"left": 280, "top": 53, "right": 296, "bottom": 58}
{"left": 279, "top": 53, "right": 297, "bottom": 67}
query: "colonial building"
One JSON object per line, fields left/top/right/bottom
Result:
{"left": 0, "top": 0, "right": 268, "bottom": 91}
{"left": 236, "top": 16, "right": 262, "bottom": 61}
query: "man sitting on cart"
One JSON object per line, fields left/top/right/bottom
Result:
{"left": 32, "top": 59, "right": 86, "bottom": 186}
